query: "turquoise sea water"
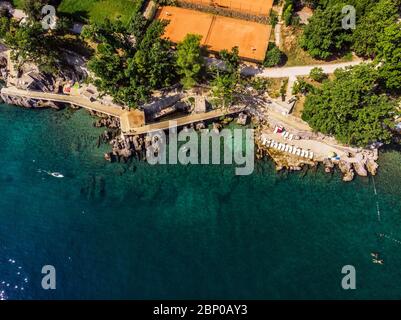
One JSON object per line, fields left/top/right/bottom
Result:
{"left": 1, "top": 103, "right": 401, "bottom": 299}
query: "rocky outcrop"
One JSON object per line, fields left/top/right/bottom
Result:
{"left": 93, "top": 114, "right": 120, "bottom": 129}
{"left": 366, "top": 159, "right": 378, "bottom": 176}
{"left": 106, "top": 135, "right": 145, "bottom": 162}
{"left": 323, "top": 159, "right": 335, "bottom": 173}
{"left": 353, "top": 161, "right": 368, "bottom": 177}
{"left": 338, "top": 160, "right": 355, "bottom": 182}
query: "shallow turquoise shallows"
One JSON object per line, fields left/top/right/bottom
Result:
{"left": 1, "top": 103, "right": 401, "bottom": 300}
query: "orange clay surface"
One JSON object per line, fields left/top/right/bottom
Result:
{"left": 180, "top": 0, "right": 273, "bottom": 16}
{"left": 156, "top": 6, "right": 272, "bottom": 62}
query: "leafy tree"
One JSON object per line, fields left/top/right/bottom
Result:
{"left": 283, "top": 4, "right": 293, "bottom": 26}
{"left": 127, "top": 11, "right": 148, "bottom": 45}
{"left": 263, "top": 43, "right": 283, "bottom": 67}
{"left": 376, "top": 23, "right": 401, "bottom": 92}
{"left": 302, "top": 64, "right": 397, "bottom": 146}
{"left": 299, "top": 3, "right": 352, "bottom": 59}
{"left": 84, "top": 18, "right": 177, "bottom": 108}
{"left": 352, "top": 0, "right": 399, "bottom": 58}
{"left": 219, "top": 46, "right": 240, "bottom": 74}
{"left": 22, "top": 0, "right": 48, "bottom": 21}
{"left": 309, "top": 67, "right": 327, "bottom": 82}
{"left": 5, "top": 21, "right": 60, "bottom": 73}
{"left": 211, "top": 47, "right": 241, "bottom": 108}
{"left": 176, "top": 34, "right": 204, "bottom": 89}
{"left": 211, "top": 71, "right": 237, "bottom": 108}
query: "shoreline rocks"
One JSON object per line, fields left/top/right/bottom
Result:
{"left": 1, "top": 94, "right": 62, "bottom": 109}
{"left": 338, "top": 160, "right": 355, "bottom": 182}
{"left": 256, "top": 133, "right": 379, "bottom": 182}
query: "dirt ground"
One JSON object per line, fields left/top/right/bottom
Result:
{"left": 178, "top": 0, "right": 273, "bottom": 16}
{"left": 156, "top": 6, "right": 272, "bottom": 62}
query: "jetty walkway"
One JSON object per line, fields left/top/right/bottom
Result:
{"left": 1, "top": 87, "right": 125, "bottom": 117}
{"left": 1, "top": 87, "right": 241, "bottom": 134}
{"left": 127, "top": 108, "right": 242, "bottom": 135}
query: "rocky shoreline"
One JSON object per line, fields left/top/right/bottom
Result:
{"left": 255, "top": 131, "right": 379, "bottom": 182}
{"left": 1, "top": 93, "right": 62, "bottom": 109}
{"left": 2, "top": 91, "right": 380, "bottom": 182}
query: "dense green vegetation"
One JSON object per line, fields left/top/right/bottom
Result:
{"left": 298, "top": 0, "right": 401, "bottom": 146}
{"left": 299, "top": 2, "right": 352, "bottom": 59}
{"left": 0, "top": 0, "right": 77, "bottom": 73}
{"left": 302, "top": 64, "right": 398, "bottom": 146}
{"left": 82, "top": 14, "right": 177, "bottom": 108}
{"left": 300, "top": 0, "right": 400, "bottom": 58}
{"left": 263, "top": 43, "right": 284, "bottom": 67}
{"left": 210, "top": 47, "right": 240, "bottom": 108}
{"left": 176, "top": 34, "right": 204, "bottom": 89}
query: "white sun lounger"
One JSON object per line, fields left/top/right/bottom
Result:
{"left": 261, "top": 137, "right": 268, "bottom": 145}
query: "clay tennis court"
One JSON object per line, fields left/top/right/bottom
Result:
{"left": 179, "top": 0, "right": 274, "bottom": 17}
{"left": 156, "top": 6, "right": 272, "bottom": 62}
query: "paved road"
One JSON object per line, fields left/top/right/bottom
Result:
{"left": 241, "top": 60, "right": 363, "bottom": 78}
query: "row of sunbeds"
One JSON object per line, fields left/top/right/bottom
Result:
{"left": 261, "top": 137, "right": 314, "bottom": 160}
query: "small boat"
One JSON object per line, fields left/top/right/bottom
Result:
{"left": 371, "top": 252, "right": 379, "bottom": 259}
{"left": 50, "top": 172, "right": 64, "bottom": 178}
{"left": 372, "top": 259, "right": 384, "bottom": 265}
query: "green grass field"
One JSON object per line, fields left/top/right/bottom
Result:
{"left": 10, "top": 0, "right": 144, "bottom": 24}
{"left": 11, "top": 0, "right": 144, "bottom": 24}
{"left": 58, "top": 0, "right": 144, "bottom": 24}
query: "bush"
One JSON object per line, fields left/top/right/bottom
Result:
{"left": 263, "top": 43, "right": 283, "bottom": 67}
{"left": 309, "top": 67, "right": 327, "bottom": 82}
{"left": 292, "top": 79, "right": 315, "bottom": 95}
{"left": 283, "top": 4, "right": 293, "bottom": 26}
